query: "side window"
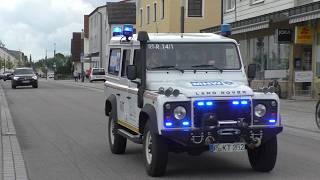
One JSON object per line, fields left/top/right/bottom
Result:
{"left": 121, "top": 49, "right": 131, "bottom": 77}
{"left": 108, "top": 49, "right": 121, "bottom": 76}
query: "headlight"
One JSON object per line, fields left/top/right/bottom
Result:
{"left": 254, "top": 104, "right": 267, "bottom": 117}
{"left": 32, "top": 75, "right": 38, "bottom": 80}
{"left": 173, "top": 106, "right": 186, "bottom": 120}
{"left": 13, "top": 76, "right": 19, "bottom": 80}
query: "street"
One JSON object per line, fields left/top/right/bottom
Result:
{"left": 1, "top": 80, "right": 320, "bottom": 180}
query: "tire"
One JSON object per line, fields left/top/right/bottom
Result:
{"left": 143, "top": 121, "right": 168, "bottom": 177}
{"left": 315, "top": 101, "right": 320, "bottom": 129}
{"left": 33, "top": 83, "right": 38, "bottom": 88}
{"left": 247, "top": 136, "right": 277, "bottom": 172}
{"left": 107, "top": 114, "right": 127, "bottom": 154}
{"left": 11, "top": 84, "right": 16, "bottom": 89}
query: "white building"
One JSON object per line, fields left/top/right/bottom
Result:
{"left": 0, "top": 47, "right": 22, "bottom": 72}
{"left": 88, "top": 1, "right": 136, "bottom": 70}
{"left": 202, "top": 0, "right": 320, "bottom": 99}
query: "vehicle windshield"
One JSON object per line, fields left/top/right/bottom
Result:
{"left": 93, "top": 69, "right": 105, "bottom": 75}
{"left": 146, "top": 43, "right": 241, "bottom": 71}
{"left": 14, "top": 69, "right": 34, "bottom": 75}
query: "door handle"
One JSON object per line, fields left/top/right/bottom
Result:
{"left": 126, "top": 96, "right": 131, "bottom": 99}
{"left": 116, "top": 93, "right": 120, "bottom": 96}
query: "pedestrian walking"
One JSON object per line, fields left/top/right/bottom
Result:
{"left": 73, "top": 71, "right": 78, "bottom": 82}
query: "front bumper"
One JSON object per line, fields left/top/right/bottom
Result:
{"left": 161, "top": 126, "right": 283, "bottom": 147}
{"left": 13, "top": 79, "right": 37, "bottom": 86}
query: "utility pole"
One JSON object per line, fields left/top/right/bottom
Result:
{"left": 180, "top": 0, "right": 185, "bottom": 33}
{"left": 45, "top": 49, "right": 48, "bottom": 80}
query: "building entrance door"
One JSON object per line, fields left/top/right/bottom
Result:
{"left": 293, "top": 45, "right": 313, "bottom": 97}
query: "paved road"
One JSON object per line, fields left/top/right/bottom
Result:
{"left": 2, "top": 80, "right": 320, "bottom": 180}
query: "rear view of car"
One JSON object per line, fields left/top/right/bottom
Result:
{"left": 11, "top": 68, "right": 38, "bottom": 89}
{"left": 89, "top": 68, "right": 106, "bottom": 82}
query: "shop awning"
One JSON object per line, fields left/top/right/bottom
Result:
{"left": 290, "top": 9, "right": 320, "bottom": 24}
{"left": 232, "top": 21, "right": 270, "bottom": 35}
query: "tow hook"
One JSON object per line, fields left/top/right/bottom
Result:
{"left": 190, "top": 132, "right": 204, "bottom": 144}
{"left": 248, "top": 130, "right": 263, "bottom": 148}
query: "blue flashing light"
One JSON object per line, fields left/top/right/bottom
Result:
{"left": 232, "top": 101, "right": 240, "bottom": 105}
{"left": 221, "top": 23, "right": 231, "bottom": 37}
{"left": 182, "top": 121, "right": 190, "bottom": 126}
{"left": 165, "top": 122, "right": 173, "bottom": 127}
{"left": 206, "top": 101, "right": 213, "bottom": 106}
{"left": 241, "top": 100, "right": 248, "bottom": 105}
{"left": 197, "top": 102, "right": 205, "bottom": 106}
{"left": 123, "top": 24, "right": 134, "bottom": 37}
{"left": 113, "top": 26, "right": 122, "bottom": 36}
{"left": 269, "top": 119, "right": 276, "bottom": 123}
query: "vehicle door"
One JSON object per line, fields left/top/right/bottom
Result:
{"left": 126, "top": 49, "right": 140, "bottom": 129}
{"left": 107, "top": 48, "right": 127, "bottom": 123}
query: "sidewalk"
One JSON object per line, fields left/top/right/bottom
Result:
{"left": 48, "top": 79, "right": 320, "bottom": 133}
{"left": 0, "top": 82, "right": 28, "bottom": 180}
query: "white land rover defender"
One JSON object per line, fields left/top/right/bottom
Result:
{"left": 104, "top": 27, "right": 283, "bottom": 177}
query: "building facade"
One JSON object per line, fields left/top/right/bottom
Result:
{"left": 88, "top": 1, "right": 136, "bottom": 70}
{"left": 203, "top": 0, "right": 320, "bottom": 99}
{"left": 136, "top": 0, "right": 221, "bottom": 33}
{"left": 71, "top": 32, "right": 83, "bottom": 74}
{"left": 0, "top": 47, "right": 26, "bottom": 72}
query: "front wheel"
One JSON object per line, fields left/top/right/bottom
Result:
{"left": 247, "top": 137, "right": 277, "bottom": 172}
{"left": 143, "top": 122, "right": 168, "bottom": 177}
{"left": 32, "top": 83, "right": 38, "bottom": 88}
{"left": 107, "top": 115, "right": 127, "bottom": 154}
{"left": 315, "top": 101, "right": 320, "bottom": 129}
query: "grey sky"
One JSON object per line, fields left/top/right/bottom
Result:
{"left": 0, "top": 0, "right": 119, "bottom": 61}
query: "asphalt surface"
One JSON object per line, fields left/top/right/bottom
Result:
{"left": 1, "top": 80, "right": 320, "bottom": 180}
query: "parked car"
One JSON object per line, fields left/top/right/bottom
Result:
{"left": 3, "top": 71, "right": 13, "bottom": 81}
{"left": 11, "top": 68, "right": 38, "bottom": 89}
{"left": 89, "top": 68, "right": 106, "bottom": 82}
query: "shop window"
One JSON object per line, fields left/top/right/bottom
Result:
{"left": 267, "top": 35, "right": 290, "bottom": 70}
{"left": 248, "top": 35, "right": 289, "bottom": 80}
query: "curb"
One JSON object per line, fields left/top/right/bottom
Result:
{"left": 0, "top": 83, "right": 28, "bottom": 180}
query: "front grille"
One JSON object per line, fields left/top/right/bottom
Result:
{"left": 193, "top": 100, "right": 251, "bottom": 128}
{"left": 17, "top": 76, "right": 32, "bottom": 80}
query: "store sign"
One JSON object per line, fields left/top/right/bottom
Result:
{"left": 295, "top": 26, "right": 313, "bottom": 45}
{"left": 295, "top": 71, "right": 313, "bottom": 82}
{"left": 277, "top": 29, "right": 292, "bottom": 43}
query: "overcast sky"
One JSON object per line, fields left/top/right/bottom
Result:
{"left": 0, "top": 0, "right": 120, "bottom": 61}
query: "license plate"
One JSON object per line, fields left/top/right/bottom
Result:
{"left": 209, "top": 143, "right": 245, "bottom": 153}
{"left": 22, "top": 80, "right": 30, "bottom": 83}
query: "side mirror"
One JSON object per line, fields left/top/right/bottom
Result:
{"left": 127, "top": 65, "right": 137, "bottom": 80}
{"left": 247, "top": 64, "right": 256, "bottom": 79}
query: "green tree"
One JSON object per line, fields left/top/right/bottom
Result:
{"left": 6, "top": 61, "right": 14, "bottom": 70}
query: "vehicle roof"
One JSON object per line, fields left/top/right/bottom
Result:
{"left": 109, "top": 33, "right": 237, "bottom": 45}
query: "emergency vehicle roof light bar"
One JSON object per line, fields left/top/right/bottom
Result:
{"left": 221, "top": 23, "right": 231, "bottom": 37}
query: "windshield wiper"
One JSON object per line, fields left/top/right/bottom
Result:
{"left": 191, "top": 64, "right": 223, "bottom": 73}
{"left": 151, "top": 65, "right": 184, "bottom": 73}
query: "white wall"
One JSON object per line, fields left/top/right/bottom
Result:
{"left": 223, "top": 0, "right": 320, "bottom": 24}
{"left": 89, "top": 7, "right": 107, "bottom": 68}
